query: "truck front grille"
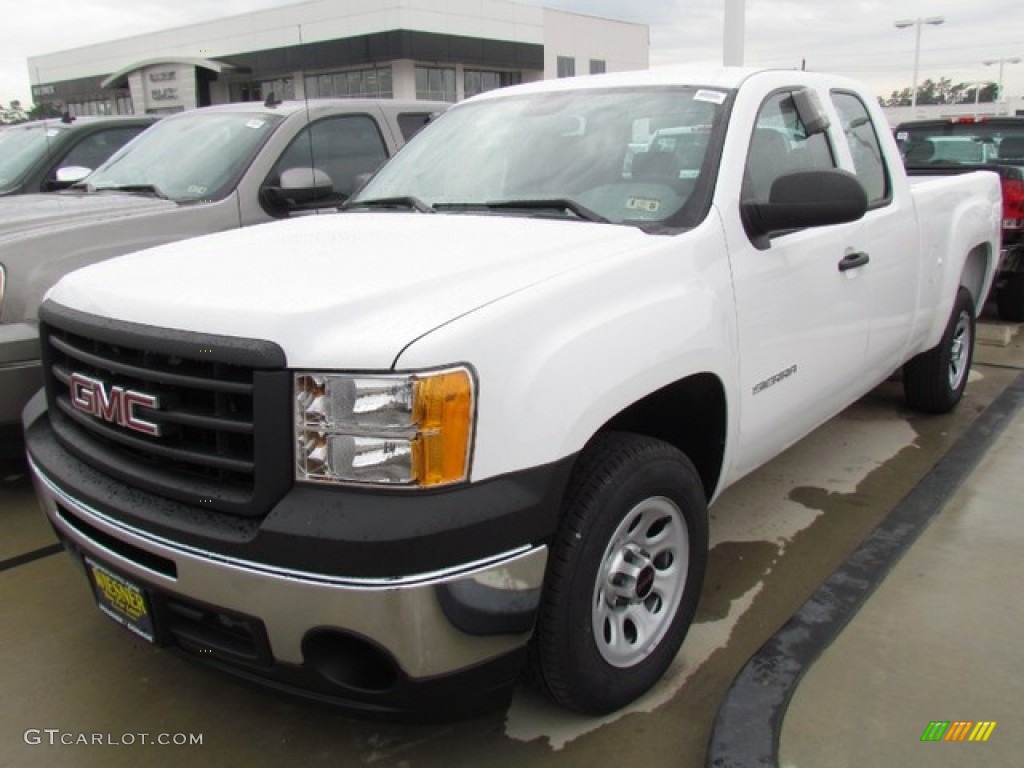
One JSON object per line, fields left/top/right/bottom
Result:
{"left": 38, "top": 302, "right": 292, "bottom": 517}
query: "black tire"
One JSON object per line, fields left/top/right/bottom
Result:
{"left": 996, "top": 272, "right": 1024, "bottom": 322}
{"left": 903, "top": 287, "right": 975, "bottom": 413}
{"left": 528, "top": 432, "right": 708, "bottom": 714}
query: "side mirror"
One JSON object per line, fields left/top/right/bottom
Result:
{"left": 742, "top": 169, "right": 867, "bottom": 246}
{"left": 264, "top": 167, "right": 334, "bottom": 207}
{"left": 47, "top": 165, "right": 93, "bottom": 190}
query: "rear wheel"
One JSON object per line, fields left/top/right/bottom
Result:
{"left": 528, "top": 432, "right": 708, "bottom": 714}
{"left": 903, "top": 287, "right": 975, "bottom": 413}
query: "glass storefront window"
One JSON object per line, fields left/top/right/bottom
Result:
{"left": 415, "top": 67, "right": 456, "bottom": 102}
{"left": 303, "top": 67, "right": 394, "bottom": 99}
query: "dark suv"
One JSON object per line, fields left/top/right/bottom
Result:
{"left": 0, "top": 115, "right": 156, "bottom": 196}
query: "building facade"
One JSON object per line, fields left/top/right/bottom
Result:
{"left": 27, "top": 0, "right": 649, "bottom": 116}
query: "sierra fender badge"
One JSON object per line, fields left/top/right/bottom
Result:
{"left": 752, "top": 365, "right": 798, "bottom": 395}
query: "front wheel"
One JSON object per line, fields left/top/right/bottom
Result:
{"left": 527, "top": 432, "right": 708, "bottom": 714}
{"left": 903, "top": 286, "right": 975, "bottom": 413}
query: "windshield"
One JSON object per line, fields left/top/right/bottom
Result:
{"left": 351, "top": 86, "right": 730, "bottom": 229}
{"left": 896, "top": 120, "right": 1024, "bottom": 166}
{"left": 0, "top": 122, "right": 69, "bottom": 193}
{"left": 85, "top": 111, "right": 285, "bottom": 201}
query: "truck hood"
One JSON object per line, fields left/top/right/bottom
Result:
{"left": 0, "top": 191, "right": 174, "bottom": 241}
{"left": 46, "top": 212, "right": 651, "bottom": 369}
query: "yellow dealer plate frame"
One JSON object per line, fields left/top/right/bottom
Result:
{"left": 86, "top": 558, "right": 155, "bottom": 643}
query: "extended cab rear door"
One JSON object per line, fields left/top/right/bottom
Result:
{"left": 828, "top": 89, "right": 920, "bottom": 378}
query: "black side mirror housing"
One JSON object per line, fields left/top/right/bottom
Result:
{"left": 742, "top": 169, "right": 868, "bottom": 248}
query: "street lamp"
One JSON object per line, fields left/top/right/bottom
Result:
{"left": 894, "top": 16, "right": 945, "bottom": 108}
{"left": 983, "top": 57, "right": 1022, "bottom": 102}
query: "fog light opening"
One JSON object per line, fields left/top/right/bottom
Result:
{"left": 303, "top": 630, "right": 400, "bottom": 693}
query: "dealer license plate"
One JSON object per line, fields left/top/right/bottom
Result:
{"left": 86, "top": 558, "right": 155, "bottom": 643}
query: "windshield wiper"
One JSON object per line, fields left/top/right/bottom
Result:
{"left": 344, "top": 196, "right": 434, "bottom": 213}
{"left": 91, "top": 183, "right": 170, "bottom": 200}
{"left": 479, "top": 198, "right": 610, "bottom": 223}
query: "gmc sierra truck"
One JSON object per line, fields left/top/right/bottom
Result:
{"left": 24, "top": 68, "right": 1001, "bottom": 720}
{"left": 0, "top": 98, "right": 446, "bottom": 451}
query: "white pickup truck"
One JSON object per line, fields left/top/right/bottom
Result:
{"left": 24, "top": 68, "right": 1001, "bottom": 720}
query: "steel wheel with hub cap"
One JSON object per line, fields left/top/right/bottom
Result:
{"left": 528, "top": 431, "right": 708, "bottom": 714}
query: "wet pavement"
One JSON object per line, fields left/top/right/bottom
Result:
{"left": 1, "top": 316, "right": 1021, "bottom": 768}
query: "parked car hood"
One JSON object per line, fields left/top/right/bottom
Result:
{"left": 0, "top": 190, "right": 176, "bottom": 241}
{"left": 46, "top": 212, "right": 652, "bottom": 369}
{"left": 0, "top": 191, "right": 235, "bottom": 324}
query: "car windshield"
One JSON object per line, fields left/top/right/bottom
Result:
{"left": 896, "top": 120, "right": 1024, "bottom": 166}
{"left": 85, "top": 111, "right": 285, "bottom": 202}
{"left": 351, "top": 86, "right": 730, "bottom": 229}
{"left": 0, "top": 122, "right": 69, "bottom": 193}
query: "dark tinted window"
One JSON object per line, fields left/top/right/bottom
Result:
{"left": 58, "top": 126, "right": 147, "bottom": 174}
{"left": 271, "top": 114, "right": 388, "bottom": 198}
{"left": 397, "top": 112, "right": 437, "bottom": 141}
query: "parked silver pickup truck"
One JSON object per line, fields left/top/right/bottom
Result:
{"left": 0, "top": 98, "right": 446, "bottom": 451}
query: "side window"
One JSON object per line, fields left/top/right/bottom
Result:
{"left": 397, "top": 112, "right": 435, "bottom": 141}
{"left": 831, "top": 91, "right": 889, "bottom": 206}
{"left": 743, "top": 91, "right": 835, "bottom": 201}
{"left": 270, "top": 115, "right": 389, "bottom": 200}
{"left": 57, "top": 126, "right": 146, "bottom": 175}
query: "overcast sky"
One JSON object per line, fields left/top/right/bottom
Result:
{"left": 2, "top": 0, "right": 1022, "bottom": 108}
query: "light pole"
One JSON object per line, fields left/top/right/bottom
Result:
{"left": 983, "top": 57, "right": 1021, "bottom": 102}
{"left": 894, "top": 16, "right": 945, "bottom": 108}
{"left": 724, "top": 0, "right": 745, "bottom": 66}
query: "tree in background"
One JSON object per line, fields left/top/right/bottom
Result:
{"left": 0, "top": 99, "right": 28, "bottom": 124}
{"left": 27, "top": 102, "right": 63, "bottom": 120}
{"left": 0, "top": 100, "right": 64, "bottom": 123}
{"left": 884, "top": 79, "right": 999, "bottom": 107}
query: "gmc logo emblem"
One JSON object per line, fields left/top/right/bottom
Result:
{"left": 69, "top": 373, "right": 161, "bottom": 437}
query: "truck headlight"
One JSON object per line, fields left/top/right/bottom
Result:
{"left": 294, "top": 366, "right": 475, "bottom": 487}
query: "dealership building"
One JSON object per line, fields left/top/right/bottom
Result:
{"left": 27, "top": 0, "right": 648, "bottom": 116}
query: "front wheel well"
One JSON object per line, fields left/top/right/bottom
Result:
{"left": 598, "top": 373, "right": 726, "bottom": 500}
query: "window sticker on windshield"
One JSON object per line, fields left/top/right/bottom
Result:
{"left": 694, "top": 90, "right": 727, "bottom": 105}
{"left": 186, "top": 185, "right": 208, "bottom": 195}
{"left": 626, "top": 196, "right": 661, "bottom": 213}
{"left": 245, "top": 119, "right": 266, "bottom": 129}
{"left": 896, "top": 131, "right": 909, "bottom": 141}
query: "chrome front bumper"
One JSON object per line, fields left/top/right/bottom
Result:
{"left": 30, "top": 460, "right": 547, "bottom": 680}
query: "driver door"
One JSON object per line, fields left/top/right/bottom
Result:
{"left": 728, "top": 89, "right": 873, "bottom": 478}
